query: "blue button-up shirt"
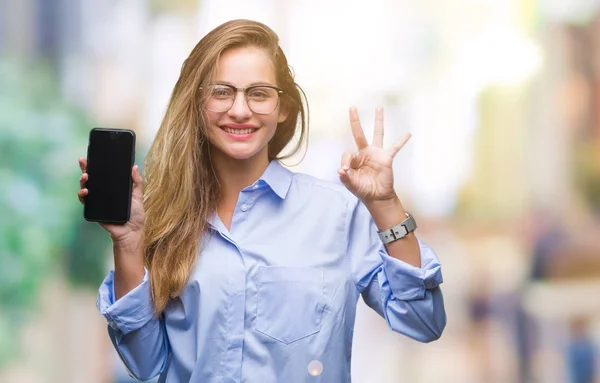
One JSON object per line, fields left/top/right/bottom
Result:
{"left": 97, "top": 160, "right": 446, "bottom": 383}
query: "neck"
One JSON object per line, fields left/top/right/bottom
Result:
{"left": 210, "top": 149, "right": 270, "bottom": 203}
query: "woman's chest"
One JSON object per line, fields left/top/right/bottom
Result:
{"left": 171, "top": 233, "right": 355, "bottom": 354}
{"left": 194, "top": 224, "right": 350, "bottom": 292}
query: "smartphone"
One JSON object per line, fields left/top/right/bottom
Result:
{"left": 84, "top": 128, "right": 136, "bottom": 223}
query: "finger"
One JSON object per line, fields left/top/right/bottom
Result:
{"left": 131, "top": 165, "right": 144, "bottom": 198}
{"left": 79, "top": 173, "right": 88, "bottom": 189}
{"left": 339, "top": 152, "right": 361, "bottom": 174}
{"left": 78, "top": 157, "right": 87, "bottom": 173}
{"left": 340, "top": 151, "right": 353, "bottom": 168}
{"left": 388, "top": 132, "right": 412, "bottom": 157}
{"left": 349, "top": 107, "right": 368, "bottom": 150}
{"left": 338, "top": 158, "right": 359, "bottom": 188}
{"left": 338, "top": 168, "right": 350, "bottom": 188}
{"left": 132, "top": 165, "right": 143, "bottom": 183}
{"left": 373, "top": 107, "right": 384, "bottom": 148}
{"left": 338, "top": 166, "right": 353, "bottom": 188}
{"left": 78, "top": 188, "right": 88, "bottom": 204}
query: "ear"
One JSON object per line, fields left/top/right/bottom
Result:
{"left": 277, "top": 103, "right": 290, "bottom": 124}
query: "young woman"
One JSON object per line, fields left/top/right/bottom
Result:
{"left": 77, "top": 19, "right": 446, "bottom": 383}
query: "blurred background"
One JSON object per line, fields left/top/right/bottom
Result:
{"left": 1, "top": 0, "right": 600, "bottom": 382}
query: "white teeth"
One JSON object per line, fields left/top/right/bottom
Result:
{"left": 224, "top": 128, "right": 256, "bottom": 135}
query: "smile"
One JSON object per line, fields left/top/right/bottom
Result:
{"left": 223, "top": 127, "right": 258, "bottom": 135}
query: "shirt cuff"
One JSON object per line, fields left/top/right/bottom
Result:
{"left": 380, "top": 239, "right": 443, "bottom": 301}
{"left": 96, "top": 268, "right": 155, "bottom": 335}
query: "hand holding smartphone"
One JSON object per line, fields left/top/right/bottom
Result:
{"left": 83, "top": 128, "right": 136, "bottom": 224}
{"left": 78, "top": 128, "right": 146, "bottom": 299}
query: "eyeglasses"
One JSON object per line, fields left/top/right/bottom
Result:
{"left": 200, "top": 84, "right": 284, "bottom": 115}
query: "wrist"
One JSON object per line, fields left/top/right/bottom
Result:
{"left": 112, "top": 235, "right": 145, "bottom": 300}
{"left": 112, "top": 233, "right": 145, "bottom": 272}
{"left": 364, "top": 195, "right": 407, "bottom": 230}
{"left": 111, "top": 231, "right": 143, "bottom": 251}
{"left": 377, "top": 212, "right": 417, "bottom": 244}
{"left": 364, "top": 195, "right": 402, "bottom": 211}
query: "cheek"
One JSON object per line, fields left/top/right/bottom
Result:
{"left": 204, "top": 112, "right": 222, "bottom": 132}
{"left": 204, "top": 110, "right": 220, "bottom": 126}
{"left": 204, "top": 113, "right": 223, "bottom": 144}
{"left": 265, "top": 118, "right": 279, "bottom": 138}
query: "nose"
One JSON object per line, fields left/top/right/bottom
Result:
{"left": 227, "top": 91, "right": 252, "bottom": 120}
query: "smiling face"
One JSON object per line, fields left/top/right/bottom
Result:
{"left": 204, "top": 46, "right": 289, "bottom": 165}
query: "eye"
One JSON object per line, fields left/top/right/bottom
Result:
{"left": 248, "top": 87, "right": 273, "bottom": 100}
{"left": 210, "top": 86, "right": 234, "bottom": 99}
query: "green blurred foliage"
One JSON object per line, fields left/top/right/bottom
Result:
{"left": 0, "top": 58, "right": 109, "bottom": 366}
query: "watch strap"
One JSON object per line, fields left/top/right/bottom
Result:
{"left": 377, "top": 212, "right": 417, "bottom": 244}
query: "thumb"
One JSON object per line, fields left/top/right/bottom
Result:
{"left": 132, "top": 165, "right": 144, "bottom": 197}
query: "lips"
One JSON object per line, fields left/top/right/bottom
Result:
{"left": 218, "top": 124, "right": 259, "bottom": 140}
{"left": 220, "top": 124, "right": 259, "bottom": 135}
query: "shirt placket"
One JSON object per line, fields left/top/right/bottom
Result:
{"left": 220, "top": 190, "right": 256, "bottom": 383}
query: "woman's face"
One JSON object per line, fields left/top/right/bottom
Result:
{"left": 204, "top": 46, "right": 288, "bottom": 163}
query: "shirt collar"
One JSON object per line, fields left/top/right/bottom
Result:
{"left": 259, "top": 160, "right": 293, "bottom": 199}
{"left": 208, "top": 160, "right": 292, "bottom": 230}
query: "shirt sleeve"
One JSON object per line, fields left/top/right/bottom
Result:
{"left": 347, "top": 199, "right": 447, "bottom": 343}
{"left": 97, "top": 269, "right": 170, "bottom": 380}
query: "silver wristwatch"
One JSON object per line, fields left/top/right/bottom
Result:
{"left": 377, "top": 212, "right": 417, "bottom": 244}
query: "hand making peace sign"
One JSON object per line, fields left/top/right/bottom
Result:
{"left": 338, "top": 107, "right": 411, "bottom": 205}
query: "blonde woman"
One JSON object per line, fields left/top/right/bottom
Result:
{"left": 77, "top": 19, "right": 446, "bottom": 382}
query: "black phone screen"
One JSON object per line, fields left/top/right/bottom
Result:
{"left": 84, "top": 128, "right": 136, "bottom": 223}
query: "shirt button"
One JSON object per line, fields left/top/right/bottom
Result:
{"left": 240, "top": 204, "right": 248, "bottom": 212}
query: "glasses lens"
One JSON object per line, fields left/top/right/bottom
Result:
{"left": 205, "top": 85, "right": 235, "bottom": 112}
{"left": 247, "top": 87, "right": 280, "bottom": 114}
{"left": 204, "top": 85, "right": 281, "bottom": 114}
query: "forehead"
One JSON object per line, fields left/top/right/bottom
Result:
{"left": 214, "top": 46, "right": 276, "bottom": 85}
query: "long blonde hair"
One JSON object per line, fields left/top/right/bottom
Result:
{"left": 143, "top": 19, "right": 308, "bottom": 315}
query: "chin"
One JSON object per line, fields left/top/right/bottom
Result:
{"left": 228, "top": 152, "right": 259, "bottom": 160}
{"left": 223, "top": 147, "right": 265, "bottom": 161}
{"left": 209, "top": 137, "right": 270, "bottom": 162}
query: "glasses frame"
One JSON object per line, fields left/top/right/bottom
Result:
{"left": 200, "top": 84, "right": 284, "bottom": 115}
